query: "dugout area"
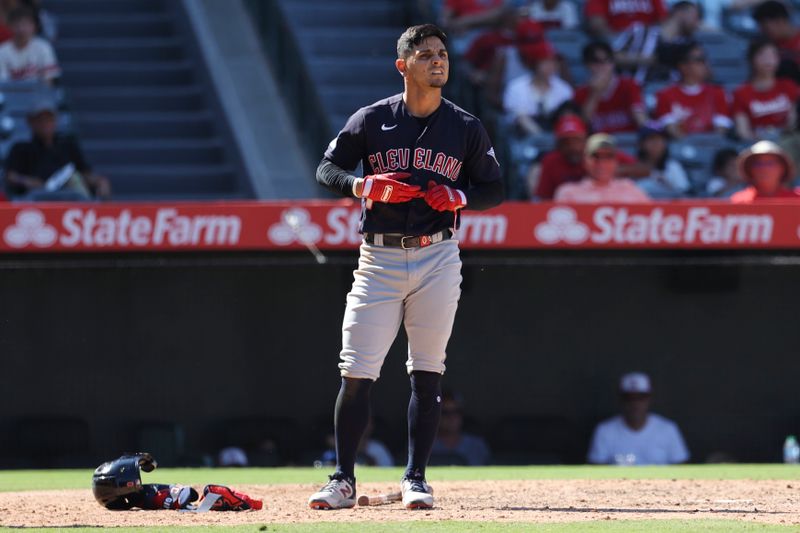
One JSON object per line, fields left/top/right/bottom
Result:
{"left": 0, "top": 249, "right": 798, "bottom": 469}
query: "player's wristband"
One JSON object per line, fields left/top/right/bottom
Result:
{"left": 455, "top": 189, "right": 467, "bottom": 209}
{"left": 352, "top": 177, "right": 365, "bottom": 198}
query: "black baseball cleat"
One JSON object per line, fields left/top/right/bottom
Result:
{"left": 308, "top": 473, "right": 356, "bottom": 510}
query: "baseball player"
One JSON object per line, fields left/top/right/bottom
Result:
{"left": 309, "top": 24, "right": 504, "bottom": 510}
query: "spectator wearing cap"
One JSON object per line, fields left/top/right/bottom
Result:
{"left": 554, "top": 133, "right": 651, "bottom": 203}
{"left": 588, "top": 372, "right": 689, "bottom": 465}
{"left": 730, "top": 140, "right": 800, "bottom": 202}
{"left": 585, "top": 0, "right": 667, "bottom": 39}
{"left": 653, "top": 42, "right": 732, "bottom": 138}
{"left": 733, "top": 39, "right": 800, "bottom": 169}
{"left": 634, "top": 126, "right": 690, "bottom": 198}
{"left": 503, "top": 40, "right": 573, "bottom": 137}
{"left": 706, "top": 148, "right": 746, "bottom": 198}
{"left": 575, "top": 41, "right": 647, "bottom": 134}
{"left": 0, "top": 6, "right": 58, "bottom": 84}
{"left": 4, "top": 101, "right": 111, "bottom": 201}
{"left": 463, "top": 13, "right": 545, "bottom": 108}
{"left": 524, "top": 0, "right": 579, "bottom": 30}
{"left": 439, "top": 0, "right": 506, "bottom": 54}
{"left": 753, "top": 0, "right": 800, "bottom": 82}
{"left": 532, "top": 114, "right": 648, "bottom": 199}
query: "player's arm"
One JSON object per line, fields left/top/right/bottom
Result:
{"left": 459, "top": 121, "right": 504, "bottom": 210}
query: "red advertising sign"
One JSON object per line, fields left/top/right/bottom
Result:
{"left": 0, "top": 200, "right": 798, "bottom": 252}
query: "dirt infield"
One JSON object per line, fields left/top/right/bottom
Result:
{"left": 2, "top": 479, "right": 799, "bottom": 527}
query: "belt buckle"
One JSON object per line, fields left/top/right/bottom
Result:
{"left": 400, "top": 236, "right": 414, "bottom": 249}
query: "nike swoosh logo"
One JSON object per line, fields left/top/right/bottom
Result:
{"left": 381, "top": 124, "right": 397, "bottom": 131}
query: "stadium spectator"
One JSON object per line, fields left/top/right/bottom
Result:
{"left": 588, "top": 372, "right": 689, "bottom": 465}
{"left": 430, "top": 390, "right": 490, "bottom": 466}
{"left": 554, "top": 133, "right": 652, "bottom": 202}
{"left": 585, "top": 0, "right": 668, "bottom": 38}
{"left": 503, "top": 40, "right": 573, "bottom": 136}
{"left": 575, "top": 41, "right": 647, "bottom": 133}
{"left": 654, "top": 42, "right": 732, "bottom": 137}
{"left": 532, "top": 114, "right": 648, "bottom": 199}
{"left": 634, "top": 126, "right": 690, "bottom": 198}
{"left": 698, "top": 0, "right": 763, "bottom": 32}
{"left": 524, "top": 0, "right": 579, "bottom": 30}
{"left": 653, "top": 1, "right": 702, "bottom": 77}
{"left": 4, "top": 101, "right": 111, "bottom": 201}
{"left": 0, "top": 6, "right": 58, "bottom": 84}
{"left": 318, "top": 418, "right": 394, "bottom": 467}
{"left": 463, "top": 14, "right": 545, "bottom": 108}
{"left": 731, "top": 140, "right": 800, "bottom": 202}
{"left": 752, "top": 0, "right": 800, "bottom": 82}
{"left": 706, "top": 147, "right": 746, "bottom": 197}
{"left": 0, "top": 2, "right": 14, "bottom": 44}
{"left": 439, "top": 0, "right": 506, "bottom": 53}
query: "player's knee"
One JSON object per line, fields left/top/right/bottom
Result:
{"left": 341, "top": 377, "right": 373, "bottom": 401}
{"left": 410, "top": 371, "right": 442, "bottom": 399}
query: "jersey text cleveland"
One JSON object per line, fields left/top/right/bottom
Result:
{"left": 368, "top": 148, "right": 462, "bottom": 182}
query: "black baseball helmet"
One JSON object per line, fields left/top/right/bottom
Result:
{"left": 91, "top": 452, "right": 157, "bottom": 509}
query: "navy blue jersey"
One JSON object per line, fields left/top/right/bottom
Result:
{"left": 322, "top": 94, "right": 503, "bottom": 236}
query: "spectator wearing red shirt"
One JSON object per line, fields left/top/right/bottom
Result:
{"left": 731, "top": 140, "right": 800, "bottom": 202}
{"left": 531, "top": 113, "right": 647, "bottom": 199}
{"left": 654, "top": 43, "right": 732, "bottom": 138}
{"left": 525, "top": 0, "right": 579, "bottom": 30}
{"left": 575, "top": 41, "right": 647, "bottom": 133}
{"left": 733, "top": 39, "right": 799, "bottom": 140}
{"left": 440, "top": 0, "right": 506, "bottom": 53}
{"left": 753, "top": 0, "right": 800, "bottom": 83}
{"left": 585, "top": 0, "right": 667, "bottom": 38}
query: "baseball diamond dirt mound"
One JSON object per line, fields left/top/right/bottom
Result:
{"left": 1, "top": 479, "right": 799, "bottom": 528}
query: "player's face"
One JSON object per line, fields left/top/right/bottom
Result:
{"left": 749, "top": 154, "right": 784, "bottom": 194}
{"left": 586, "top": 148, "right": 617, "bottom": 183}
{"left": 402, "top": 37, "right": 449, "bottom": 89}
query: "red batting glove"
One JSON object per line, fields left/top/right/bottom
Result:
{"left": 424, "top": 180, "right": 467, "bottom": 212}
{"left": 359, "top": 172, "right": 423, "bottom": 203}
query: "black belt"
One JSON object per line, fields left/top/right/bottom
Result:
{"left": 364, "top": 229, "right": 452, "bottom": 249}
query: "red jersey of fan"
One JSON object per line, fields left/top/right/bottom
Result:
{"left": 584, "top": 0, "right": 667, "bottom": 32}
{"left": 464, "top": 20, "right": 544, "bottom": 71}
{"left": 536, "top": 149, "right": 636, "bottom": 199}
{"left": 733, "top": 79, "right": 800, "bottom": 130}
{"left": 731, "top": 186, "right": 800, "bottom": 203}
{"left": 654, "top": 84, "right": 731, "bottom": 134}
{"left": 575, "top": 76, "right": 645, "bottom": 133}
{"left": 444, "top": 0, "right": 503, "bottom": 16}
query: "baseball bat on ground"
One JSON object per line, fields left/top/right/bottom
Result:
{"left": 357, "top": 491, "right": 402, "bottom": 506}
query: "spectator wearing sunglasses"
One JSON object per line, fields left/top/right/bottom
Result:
{"left": 654, "top": 42, "right": 732, "bottom": 138}
{"left": 554, "top": 133, "right": 651, "bottom": 203}
{"left": 430, "top": 390, "right": 491, "bottom": 466}
{"left": 575, "top": 41, "right": 647, "bottom": 134}
{"left": 731, "top": 140, "right": 800, "bottom": 202}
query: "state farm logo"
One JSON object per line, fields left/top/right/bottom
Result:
{"left": 268, "top": 207, "right": 323, "bottom": 245}
{"left": 3, "top": 209, "right": 57, "bottom": 248}
{"left": 534, "top": 207, "right": 589, "bottom": 244}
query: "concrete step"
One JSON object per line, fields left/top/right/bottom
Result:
{"left": 45, "top": 0, "right": 168, "bottom": 15}
{"left": 284, "top": 3, "right": 406, "bottom": 28}
{"left": 68, "top": 86, "right": 206, "bottom": 112}
{"left": 299, "top": 28, "right": 400, "bottom": 57}
{"left": 101, "top": 164, "right": 238, "bottom": 194}
{"left": 319, "top": 85, "right": 399, "bottom": 115}
{"left": 83, "top": 138, "right": 227, "bottom": 165}
{"left": 76, "top": 111, "right": 215, "bottom": 139}
{"left": 58, "top": 14, "right": 175, "bottom": 39}
{"left": 61, "top": 61, "right": 196, "bottom": 87}
{"left": 56, "top": 37, "right": 186, "bottom": 62}
{"left": 307, "top": 57, "right": 398, "bottom": 85}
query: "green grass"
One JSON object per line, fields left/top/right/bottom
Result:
{"left": 1, "top": 521, "right": 798, "bottom": 532}
{"left": 2, "top": 464, "right": 800, "bottom": 493}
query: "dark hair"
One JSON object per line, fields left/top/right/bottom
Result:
{"left": 671, "top": 1, "right": 698, "bottom": 14}
{"left": 675, "top": 41, "right": 702, "bottom": 65}
{"left": 753, "top": 0, "right": 790, "bottom": 22}
{"left": 397, "top": 24, "right": 447, "bottom": 59}
{"left": 638, "top": 128, "right": 670, "bottom": 170}
{"left": 747, "top": 37, "right": 778, "bottom": 78}
{"left": 582, "top": 41, "right": 614, "bottom": 64}
{"left": 712, "top": 148, "right": 738, "bottom": 174}
{"left": 8, "top": 6, "right": 36, "bottom": 24}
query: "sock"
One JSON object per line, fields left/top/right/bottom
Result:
{"left": 405, "top": 371, "right": 442, "bottom": 480}
{"left": 334, "top": 377, "right": 372, "bottom": 481}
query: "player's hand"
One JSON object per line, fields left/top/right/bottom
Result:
{"left": 424, "top": 180, "right": 467, "bottom": 212}
{"left": 358, "top": 172, "right": 424, "bottom": 203}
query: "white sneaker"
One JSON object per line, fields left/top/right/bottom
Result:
{"left": 401, "top": 477, "right": 434, "bottom": 509}
{"left": 308, "top": 474, "right": 356, "bottom": 510}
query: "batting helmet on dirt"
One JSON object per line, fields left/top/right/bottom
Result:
{"left": 91, "top": 452, "right": 157, "bottom": 509}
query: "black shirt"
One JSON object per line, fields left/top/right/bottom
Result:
{"left": 318, "top": 94, "right": 504, "bottom": 236}
{"left": 5, "top": 134, "right": 91, "bottom": 196}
